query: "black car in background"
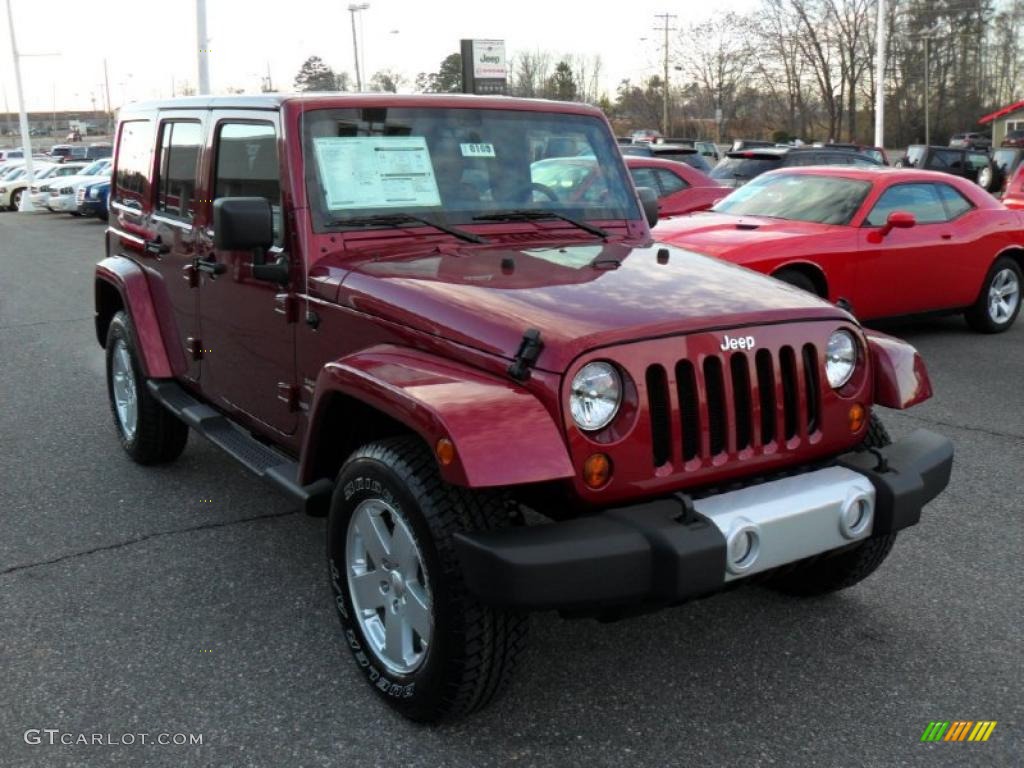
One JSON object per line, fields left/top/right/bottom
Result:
{"left": 619, "top": 143, "right": 713, "bottom": 173}
{"left": 979, "top": 147, "right": 1024, "bottom": 194}
{"left": 899, "top": 145, "right": 990, "bottom": 184}
{"left": 709, "top": 146, "right": 880, "bottom": 187}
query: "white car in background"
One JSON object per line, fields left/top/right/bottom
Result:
{"left": 46, "top": 158, "right": 112, "bottom": 214}
{"left": 28, "top": 162, "right": 89, "bottom": 208}
{"left": 0, "top": 163, "right": 56, "bottom": 210}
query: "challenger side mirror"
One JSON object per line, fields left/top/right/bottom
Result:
{"left": 881, "top": 210, "right": 916, "bottom": 237}
{"left": 637, "top": 186, "right": 659, "bottom": 227}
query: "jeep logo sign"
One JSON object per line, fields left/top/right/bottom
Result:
{"left": 720, "top": 334, "right": 756, "bottom": 351}
{"left": 471, "top": 39, "right": 507, "bottom": 79}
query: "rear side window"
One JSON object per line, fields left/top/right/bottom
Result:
{"left": 114, "top": 120, "right": 153, "bottom": 202}
{"left": 655, "top": 169, "right": 688, "bottom": 194}
{"left": 628, "top": 167, "right": 659, "bottom": 192}
{"left": 926, "top": 149, "right": 964, "bottom": 171}
{"left": 966, "top": 152, "right": 989, "bottom": 171}
{"left": 710, "top": 156, "right": 781, "bottom": 182}
{"left": 156, "top": 121, "right": 202, "bottom": 220}
{"left": 935, "top": 184, "right": 974, "bottom": 219}
{"left": 866, "top": 183, "right": 947, "bottom": 225}
{"left": 213, "top": 121, "right": 282, "bottom": 244}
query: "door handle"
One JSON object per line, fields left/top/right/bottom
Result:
{"left": 940, "top": 233, "right": 953, "bottom": 240}
{"left": 144, "top": 237, "right": 170, "bottom": 256}
{"left": 196, "top": 253, "right": 227, "bottom": 276}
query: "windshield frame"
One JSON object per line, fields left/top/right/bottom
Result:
{"left": 301, "top": 106, "right": 641, "bottom": 234}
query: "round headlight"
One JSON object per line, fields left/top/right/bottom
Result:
{"left": 825, "top": 330, "right": 858, "bottom": 389}
{"left": 570, "top": 362, "right": 622, "bottom": 432}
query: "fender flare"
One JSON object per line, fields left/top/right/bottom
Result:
{"left": 95, "top": 256, "right": 174, "bottom": 379}
{"left": 864, "top": 329, "right": 933, "bottom": 410}
{"left": 300, "top": 345, "right": 575, "bottom": 488}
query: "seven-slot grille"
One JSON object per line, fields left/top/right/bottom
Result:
{"left": 645, "top": 344, "right": 821, "bottom": 468}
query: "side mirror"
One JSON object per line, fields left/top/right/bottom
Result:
{"left": 213, "top": 197, "right": 273, "bottom": 251}
{"left": 880, "top": 210, "right": 916, "bottom": 237}
{"left": 636, "top": 186, "right": 659, "bottom": 227}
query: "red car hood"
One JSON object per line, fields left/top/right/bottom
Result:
{"left": 652, "top": 211, "right": 838, "bottom": 259}
{"left": 329, "top": 239, "right": 848, "bottom": 373}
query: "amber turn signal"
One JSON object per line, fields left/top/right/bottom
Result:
{"left": 848, "top": 403, "right": 866, "bottom": 433}
{"left": 435, "top": 438, "right": 456, "bottom": 466}
{"left": 582, "top": 453, "right": 612, "bottom": 489}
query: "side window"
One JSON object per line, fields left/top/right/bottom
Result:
{"left": 966, "top": 152, "right": 989, "bottom": 171}
{"left": 936, "top": 184, "right": 974, "bottom": 219}
{"left": 786, "top": 152, "right": 818, "bottom": 167}
{"left": 926, "top": 149, "right": 962, "bottom": 171}
{"left": 114, "top": 120, "right": 152, "bottom": 203}
{"left": 655, "top": 169, "right": 688, "bottom": 194}
{"left": 156, "top": 121, "right": 202, "bottom": 220}
{"left": 628, "top": 167, "right": 660, "bottom": 194}
{"left": 866, "top": 183, "right": 948, "bottom": 226}
{"left": 213, "top": 122, "right": 282, "bottom": 245}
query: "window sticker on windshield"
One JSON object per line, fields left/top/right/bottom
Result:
{"left": 460, "top": 142, "right": 495, "bottom": 158}
{"left": 313, "top": 136, "right": 441, "bottom": 210}
{"left": 522, "top": 246, "right": 603, "bottom": 270}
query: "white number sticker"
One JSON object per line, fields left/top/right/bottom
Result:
{"left": 460, "top": 142, "right": 496, "bottom": 158}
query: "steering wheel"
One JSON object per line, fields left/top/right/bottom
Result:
{"left": 520, "top": 182, "right": 560, "bottom": 203}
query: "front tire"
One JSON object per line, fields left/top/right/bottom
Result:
{"left": 766, "top": 414, "right": 897, "bottom": 597}
{"left": 10, "top": 188, "right": 22, "bottom": 211}
{"left": 327, "top": 437, "right": 528, "bottom": 722}
{"left": 105, "top": 311, "right": 188, "bottom": 464}
{"left": 774, "top": 268, "right": 822, "bottom": 297}
{"left": 965, "top": 257, "right": 1022, "bottom": 333}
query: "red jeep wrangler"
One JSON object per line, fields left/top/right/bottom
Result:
{"left": 95, "top": 95, "right": 953, "bottom": 721}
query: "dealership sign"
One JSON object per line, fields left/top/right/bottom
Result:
{"left": 461, "top": 39, "right": 508, "bottom": 95}
{"left": 472, "top": 40, "right": 506, "bottom": 79}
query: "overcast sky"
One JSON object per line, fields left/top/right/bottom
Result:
{"left": 1, "top": 0, "right": 757, "bottom": 113}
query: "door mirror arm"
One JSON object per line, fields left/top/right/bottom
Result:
{"left": 251, "top": 248, "right": 290, "bottom": 284}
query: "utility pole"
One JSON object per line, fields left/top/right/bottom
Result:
{"left": 654, "top": 12, "right": 677, "bottom": 137}
{"left": 873, "top": 0, "right": 886, "bottom": 149}
{"left": 924, "top": 34, "right": 931, "bottom": 146}
{"left": 348, "top": 3, "right": 369, "bottom": 91}
{"left": 5, "top": 0, "right": 36, "bottom": 211}
{"left": 196, "top": 0, "right": 210, "bottom": 95}
{"left": 103, "top": 59, "right": 113, "bottom": 134}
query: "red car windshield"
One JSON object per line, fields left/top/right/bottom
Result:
{"left": 713, "top": 173, "right": 872, "bottom": 225}
{"left": 301, "top": 107, "right": 639, "bottom": 232}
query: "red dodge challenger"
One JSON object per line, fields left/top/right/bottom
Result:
{"left": 653, "top": 167, "right": 1024, "bottom": 332}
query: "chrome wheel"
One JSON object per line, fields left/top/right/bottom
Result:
{"left": 988, "top": 268, "right": 1020, "bottom": 325}
{"left": 110, "top": 338, "right": 138, "bottom": 439}
{"left": 346, "top": 498, "right": 432, "bottom": 675}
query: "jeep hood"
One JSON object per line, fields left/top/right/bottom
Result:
{"left": 652, "top": 211, "right": 838, "bottom": 260}
{"left": 331, "top": 241, "right": 848, "bottom": 372}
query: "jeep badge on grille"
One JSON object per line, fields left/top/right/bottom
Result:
{"left": 721, "top": 334, "right": 756, "bottom": 351}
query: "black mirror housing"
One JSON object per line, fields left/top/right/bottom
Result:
{"left": 213, "top": 197, "right": 273, "bottom": 251}
{"left": 636, "top": 186, "right": 659, "bottom": 227}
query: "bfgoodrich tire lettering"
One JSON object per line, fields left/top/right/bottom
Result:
{"left": 327, "top": 437, "right": 528, "bottom": 722}
{"left": 766, "top": 414, "right": 897, "bottom": 597}
{"left": 104, "top": 311, "right": 188, "bottom": 464}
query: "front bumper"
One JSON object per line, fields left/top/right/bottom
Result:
{"left": 454, "top": 429, "right": 953, "bottom": 612}
{"left": 49, "top": 194, "right": 76, "bottom": 212}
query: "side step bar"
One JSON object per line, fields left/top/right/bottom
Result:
{"left": 148, "top": 380, "right": 334, "bottom": 516}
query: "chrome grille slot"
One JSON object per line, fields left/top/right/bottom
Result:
{"left": 704, "top": 357, "right": 727, "bottom": 456}
{"left": 675, "top": 360, "right": 700, "bottom": 462}
{"left": 802, "top": 344, "right": 821, "bottom": 434}
{"left": 730, "top": 353, "right": 752, "bottom": 451}
{"left": 779, "top": 346, "right": 799, "bottom": 441}
{"left": 755, "top": 349, "right": 776, "bottom": 445}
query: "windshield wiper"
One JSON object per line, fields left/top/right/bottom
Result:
{"left": 325, "top": 213, "right": 487, "bottom": 244}
{"left": 472, "top": 210, "right": 609, "bottom": 240}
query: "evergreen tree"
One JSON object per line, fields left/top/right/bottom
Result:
{"left": 294, "top": 56, "right": 340, "bottom": 92}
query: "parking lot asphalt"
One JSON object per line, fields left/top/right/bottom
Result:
{"left": 1, "top": 213, "right": 1021, "bottom": 768}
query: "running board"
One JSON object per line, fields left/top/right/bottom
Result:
{"left": 148, "top": 380, "right": 334, "bottom": 516}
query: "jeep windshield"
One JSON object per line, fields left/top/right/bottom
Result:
{"left": 301, "top": 107, "right": 639, "bottom": 232}
{"left": 712, "top": 172, "right": 871, "bottom": 225}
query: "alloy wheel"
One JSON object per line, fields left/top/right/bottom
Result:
{"left": 346, "top": 498, "right": 432, "bottom": 675}
{"left": 988, "top": 267, "right": 1021, "bottom": 325}
{"left": 110, "top": 338, "right": 138, "bottom": 439}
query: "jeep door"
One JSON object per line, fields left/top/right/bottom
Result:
{"left": 194, "top": 113, "right": 298, "bottom": 435}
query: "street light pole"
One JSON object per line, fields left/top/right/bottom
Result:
{"left": 654, "top": 12, "right": 677, "bottom": 137}
{"left": 196, "top": 0, "right": 211, "bottom": 95}
{"left": 873, "top": 0, "right": 886, "bottom": 149}
{"left": 348, "top": 3, "right": 369, "bottom": 91}
{"left": 924, "top": 34, "right": 931, "bottom": 146}
{"left": 4, "top": 0, "right": 36, "bottom": 211}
